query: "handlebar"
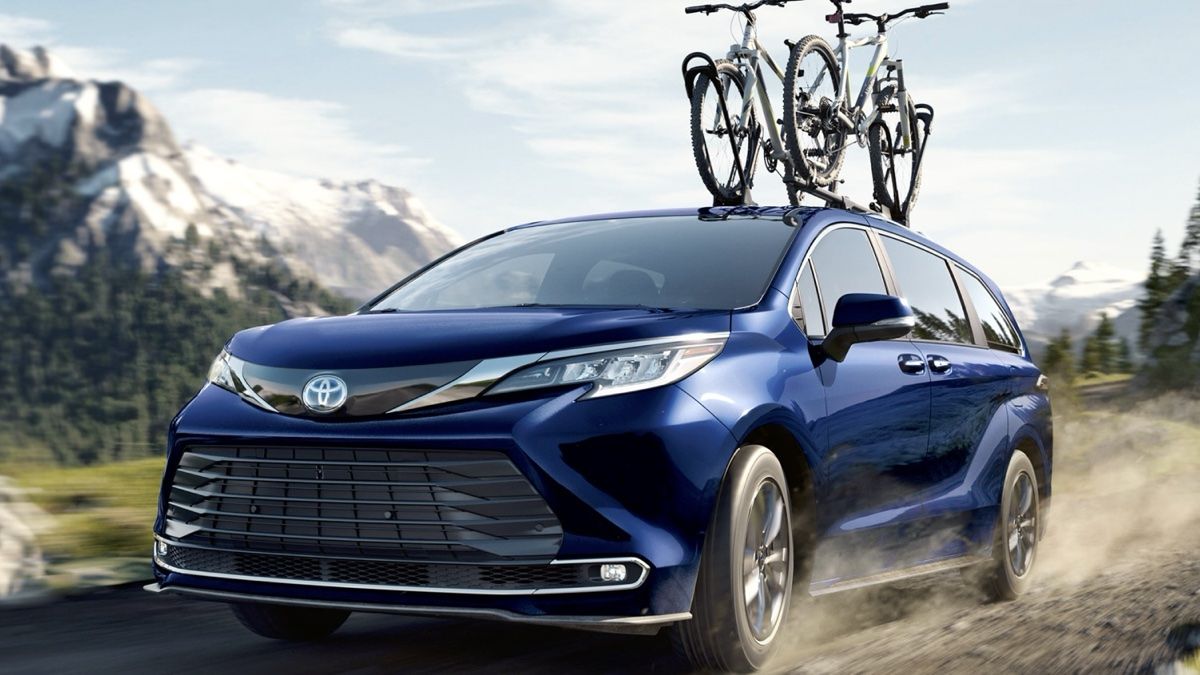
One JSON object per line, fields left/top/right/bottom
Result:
{"left": 684, "top": 0, "right": 802, "bottom": 16}
{"left": 839, "top": 2, "right": 949, "bottom": 28}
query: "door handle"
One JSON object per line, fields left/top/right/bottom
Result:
{"left": 898, "top": 354, "right": 926, "bottom": 374}
{"left": 928, "top": 355, "right": 952, "bottom": 374}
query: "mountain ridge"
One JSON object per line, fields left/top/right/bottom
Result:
{"left": 0, "top": 43, "right": 459, "bottom": 304}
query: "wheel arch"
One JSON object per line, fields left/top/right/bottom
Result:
{"left": 726, "top": 407, "right": 821, "bottom": 584}
{"left": 1010, "top": 423, "right": 1051, "bottom": 538}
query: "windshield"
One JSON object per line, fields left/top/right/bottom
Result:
{"left": 369, "top": 216, "right": 797, "bottom": 312}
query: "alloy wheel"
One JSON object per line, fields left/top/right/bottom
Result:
{"left": 742, "top": 478, "right": 789, "bottom": 642}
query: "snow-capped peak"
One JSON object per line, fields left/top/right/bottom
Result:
{"left": 1004, "top": 260, "right": 1144, "bottom": 354}
{"left": 0, "top": 44, "right": 462, "bottom": 304}
{"left": 0, "top": 45, "right": 76, "bottom": 81}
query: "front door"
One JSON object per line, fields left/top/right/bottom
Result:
{"left": 792, "top": 225, "right": 934, "bottom": 584}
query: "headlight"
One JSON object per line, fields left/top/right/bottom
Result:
{"left": 487, "top": 336, "right": 726, "bottom": 399}
{"left": 207, "top": 349, "right": 236, "bottom": 392}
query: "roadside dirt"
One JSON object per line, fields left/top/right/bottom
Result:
{"left": 2, "top": 396, "right": 1197, "bottom": 674}
{"left": 777, "top": 395, "right": 1200, "bottom": 674}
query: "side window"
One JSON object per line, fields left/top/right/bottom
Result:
{"left": 808, "top": 228, "right": 887, "bottom": 334}
{"left": 792, "top": 262, "right": 824, "bottom": 338}
{"left": 958, "top": 269, "right": 1021, "bottom": 352}
{"left": 880, "top": 236, "right": 972, "bottom": 344}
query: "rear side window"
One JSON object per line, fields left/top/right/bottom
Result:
{"left": 958, "top": 269, "right": 1021, "bottom": 352}
{"left": 880, "top": 236, "right": 972, "bottom": 344}
{"left": 808, "top": 228, "right": 887, "bottom": 334}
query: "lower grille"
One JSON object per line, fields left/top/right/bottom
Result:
{"left": 164, "top": 446, "right": 562, "bottom": 562}
{"left": 157, "top": 543, "right": 600, "bottom": 592}
{"left": 158, "top": 542, "right": 648, "bottom": 590}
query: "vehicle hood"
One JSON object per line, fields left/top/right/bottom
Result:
{"left": 226, "top": 307, "right": 733, "bottom": 370}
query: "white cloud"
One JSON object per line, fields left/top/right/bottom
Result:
{"left": 52, "top": 47, "right": 198, "bottom": 90}
{"left": 0, "top": 13, "right": 197, "bottom": 91}
{"left": 322, "top": 0, "right": 519, "bottom": 17}
{"left": 0, "top": 12, "right": 425, "bottom": 186}
{"left": 157, "top": 88, "right": 427, "bottom": 184}
{"left": 331, "top": 25, "right": 473, "bottom": 59}
{"left": 0, "top": 13, "right": 54, "bottom": 46}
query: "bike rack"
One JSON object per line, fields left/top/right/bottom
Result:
{"left": 684, "top": 51, "right": 908, "bottom": 226}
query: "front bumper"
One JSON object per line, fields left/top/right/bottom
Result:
{"left": 143, "top": 582, "right": 690, "bottom": 635}
{"left": 152, "top": 381, "right": 737, "bottom": 625}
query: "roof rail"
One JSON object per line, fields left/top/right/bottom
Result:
{"left": 721, "top": 175, "right": 905, "bottom": 225}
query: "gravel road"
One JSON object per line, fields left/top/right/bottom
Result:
{"left": 3, "top": 399, "right": 1198, "bottom": 674}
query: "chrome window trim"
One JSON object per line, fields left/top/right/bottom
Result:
{"left": 875, "top": 231, "right": 981, "bottom": 349}
{"left": 953, "top": 263, "right": 1026, "bottom": 356}
{"left": 153, "top": 536, "right": 650, "bottom": 596}
{"left": 787, "top": 223, "right": 887, "bottom": 338}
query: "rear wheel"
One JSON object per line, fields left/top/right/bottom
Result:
{"left": 978, "top": 450, "right": 1040, "bottom": 601}
{"left": 231, "top": 603, "right": 350, "bottom": 641}
{"left": 783, "top": 35, "right": 845, "bottom": 200}
{"left": 690, "top": 61, "right": 757, "bottom": 205}
{"left": 671, "top": 445, "right": 793, "bottom": 673}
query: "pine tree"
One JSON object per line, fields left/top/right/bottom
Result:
{"left": 1178, "top": 177, "right": 1200, "bottom": 273}
{"left": 1079, "top": 334, "right": 1101, "bottom": 375}
{"left": 1041, "top": 328, "right": 1075, "bottom": 384}
{"left": 1139, "top": 229, "right": 1169, "bottom": 348}
{"left": 1093, "top": 312, "right": 1116, "bottom": 372}
{"left": 1116, "top": 337, "right": 1134, "bottom": 373}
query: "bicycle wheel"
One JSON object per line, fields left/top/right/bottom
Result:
{"left": 783, "top": 35, "right": 845, "bottom": 199}
{"left": 868, "top": 99, "right": 924, "bottom": 220}
{"left": 690, "top": 61, "right": 756, "bottom": 205}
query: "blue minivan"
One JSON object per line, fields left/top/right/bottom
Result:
{"left": 149, "top": 206, "right": 1052, "bottom": 672}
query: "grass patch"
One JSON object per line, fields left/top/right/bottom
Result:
{"left": 1074, "top": 372, "right": 1136, "bottom": 387}
{"left": 5, "top": 457, "right": 163, "bottom": 561}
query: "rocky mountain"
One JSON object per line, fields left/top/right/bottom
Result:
{"left": 0, "top": 44, "right": 460, "bottom": 464}
{"left": 1003, "top": 261, "right": 1143, "bottom": 355}
{"left": 0, "top": 44, "right": 459, "bottom": 305}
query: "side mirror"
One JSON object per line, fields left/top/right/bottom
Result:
{"left": 821, "top": 293, "right": 915, "bottom": 362}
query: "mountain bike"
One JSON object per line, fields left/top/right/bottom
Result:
{"left": 683, "top": 0, "right": 949, "bottom": 223}
{"left": 683, "top": 0, "right": 805, "bottom": 207}
{"left": 785, "top": 0, "right": 948, "bottom": 219}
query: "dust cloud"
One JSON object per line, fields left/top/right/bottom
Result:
{"left": 777, "top": 393, "right": 1200, "bottom": 663}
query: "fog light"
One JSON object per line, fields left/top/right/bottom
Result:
{"left": 600, "top": 563, "right": 627, "bottom": 582}
{"left": 155, "top": 540, "right": 168, "bottom": 557}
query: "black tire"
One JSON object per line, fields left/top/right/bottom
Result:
{"left": 979, "top": 450, "right": 1040, "bottom": 601}
{"left": 671, "top": 445, "right": 793, "bottom": 673}
{"left": 690, "top": 61, "right": 757, "bottom": 205}
{"left": 783, "top": 35, "right": 845, "bottom": 199}
{"left": 868, "top": 99, "right": 924, "bottom": 220}
{"left": 231, "top": 602, "right": 350, "bottom": 641}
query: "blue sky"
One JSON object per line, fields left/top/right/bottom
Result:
{"left": 2, "top": 0, "right": 1198, "bottom": 286}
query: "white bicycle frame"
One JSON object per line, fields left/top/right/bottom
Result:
{"left": 720, "top": 19, "right": 791, "bottom": 167}
{"left": 719, "top": 17, "right": 914, "bottom": 166}
{"left": 821, "top": 31, "right": 913, "bottom": 152}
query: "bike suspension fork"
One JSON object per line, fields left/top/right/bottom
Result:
{"left": 884, "top": 58, "right": 913, "bottom": 150}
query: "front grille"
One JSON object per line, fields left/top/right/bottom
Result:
{"left": 158, "top": 543, "right": 591, "bottom": 591}
{"left": 165, "top": 446, "right": 562, "bottom": 563}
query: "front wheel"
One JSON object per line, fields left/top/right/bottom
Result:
{"left": 690, "top": 61, "right": 757, "bottom": 205}
{"left": 671, "top": 445, "right": 793, "bottom": 673}
{"left": 868, "top": 99, "right": 925, "bottom": 221}
{"left": 231, "top": 603, "right": 350, "bottom": 641}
